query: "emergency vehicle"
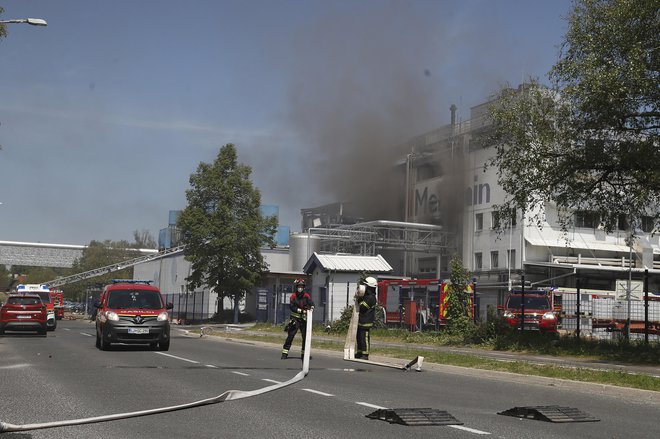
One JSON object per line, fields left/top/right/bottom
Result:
{"left": 377, "top": 279, "right": 474, "bottom": 330}
{"left": 51, "top": 289, "right": 65, "bottom": 320}
{"left": 15, "top": 284, "right": 57, "bottom": 331}
{"left": 501, "top": 289, "right": 558, "bottom": 333}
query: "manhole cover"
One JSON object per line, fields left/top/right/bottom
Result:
{"left": 366, "top": 408, "right": 462, "bottom": 426}
{"left": 498, "top": 406, "right": 599, "bottom": 423}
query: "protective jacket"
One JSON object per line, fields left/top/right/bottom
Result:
{"left": 289, "top": 292, "right": 314, "bottom": 320}
{"left": 358, "top": 290, "right": 377, "bottom": 327}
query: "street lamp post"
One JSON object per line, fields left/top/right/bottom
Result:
{"left": 0, "top": 18, "right": 47, "bottom": 26}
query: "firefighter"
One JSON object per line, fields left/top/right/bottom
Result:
{"left": 355, "top": 276, "right": 378, "bottom": 360}
{"left": 281, "top": 278, "right": 314, "bottom": 359}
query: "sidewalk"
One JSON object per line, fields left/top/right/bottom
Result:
{"left": 180, "top": 323, "right": 660, "bottom": 378}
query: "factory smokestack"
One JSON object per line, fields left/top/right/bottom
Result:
{"left": 450, "top": 104, "right": 457, "bottom": 126}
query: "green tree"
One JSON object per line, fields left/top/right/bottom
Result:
{"left": 486, "top": 0, "right": 659, "bottom": 235}
{"left": 0, "top": 7, "right": 7, "bottom": 41}
{"left": 132, "top": 229, "right": 157, "bottom": 249}
{"left": 177, "top": 144, "right": 277, "bottom": 323}
{"left": 444, "top": 255, "right": 474, "bottom": 333}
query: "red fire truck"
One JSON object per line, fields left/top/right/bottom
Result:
{"left": 377, "top": 278, "right": 474, "bottom": 330}
{"left": 51, "top": 290, "right": 65, "bottom": 320}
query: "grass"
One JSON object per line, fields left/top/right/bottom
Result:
{"left": 196, "top": 323, "right": 660, "bottom": 392}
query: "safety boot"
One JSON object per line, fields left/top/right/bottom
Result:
{"left": 281, "top": 353, "right": 288, "bottom": 359}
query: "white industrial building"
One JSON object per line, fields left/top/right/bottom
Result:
{"left": 133, "top": 85, "right": 659, "bottom": 325}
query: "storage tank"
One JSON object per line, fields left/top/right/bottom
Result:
{"left": 289, "top": 233, "right": 321, "bottom": 272}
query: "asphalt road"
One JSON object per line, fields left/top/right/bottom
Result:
{"left": 0, "top": 320, "right": 658, "bottom": 439}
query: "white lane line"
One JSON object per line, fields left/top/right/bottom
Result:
{"left": 79, "top": 332, "right": 93, "bottom": 337}
{"left": 449, "top": 425, "right": 491, "bottom": 435}
{"left": 232, "top": 371, "right": 250, "bottom": 376}
{"left": 0, "top": 364, "right": 31, "bottom": 370}
{"left": 205, "top": 364, "right": 218, "bottom": 368}
{"left": 63, "top": 328, "right": 71, "bottom": 331}
{"left": 302, "top": 389, "right": 334, "bottom": 397}
{"left": 356, "top": 402, "right": 388, "bottom": 410}
{"left": 262, "top": 378, "right": 282, "bottom": 384}
{"left": 154, "top": 352, "right": 200, "bottom": 364}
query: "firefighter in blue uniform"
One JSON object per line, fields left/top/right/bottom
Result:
{"left": 281, "top": 278, "right": 314, "bottom": 359}
{"left": 356, "top": 276, "right": 378, "bottom": 360}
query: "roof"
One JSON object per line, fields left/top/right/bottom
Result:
{"left": 303, "top": 252, "right": 393, "bottom": 274}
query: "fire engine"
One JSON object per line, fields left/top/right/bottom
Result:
{"left": 377, "top": 278, "right": 474, "bottom": 330}
{"left": 51, "top": 289, "right": 65, "bottom": 320}
{"left": 15, "top": 284, "right": 57, "bottom": 331}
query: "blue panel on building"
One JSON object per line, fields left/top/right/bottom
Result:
{"left": 275, "top": 226, "right": 290, "bottom": 246}
{"left": 169, "top": 210, "right": 181, "bottom": 226}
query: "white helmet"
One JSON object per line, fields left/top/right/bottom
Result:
{"left": 363, "top": 277, "right": 377, "bottom": 288}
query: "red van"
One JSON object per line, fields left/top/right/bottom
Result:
{"left": 95, "top": 280, "right": 173, "bottom": 351}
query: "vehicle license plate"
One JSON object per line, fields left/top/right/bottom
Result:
{"left": 128, "top": 328, "right": 149, "bottom": 334}
{"left": 17, "top": 315, "right": 31, "bottom": 319}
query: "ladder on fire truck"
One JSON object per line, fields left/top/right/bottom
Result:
{"left": 44, "top": 246, "right": 185, "bottom": 288}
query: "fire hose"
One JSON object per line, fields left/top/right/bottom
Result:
{"left": 0, "top": 311, "right": 313, "bottom": 434}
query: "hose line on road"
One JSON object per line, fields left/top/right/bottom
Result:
{"left": 0, "top": 312, "right": 314, "bottom": 434}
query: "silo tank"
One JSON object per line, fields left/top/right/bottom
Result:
{"left": 289, "top": 233, "right": 321, "bottom": 272}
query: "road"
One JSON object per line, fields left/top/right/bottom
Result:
{"left": 0, "top": 320, "right": 658, "bottom": 439}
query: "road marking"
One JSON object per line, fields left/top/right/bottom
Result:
{"left": 449, "top": 425, "right": 491, "bottom": 435}
{"left": 205, "top": 364, "right": 218, "bottom": 368}
{"left": 262, "top": 378, "right": 282, "bottom": 384}
{"left": 63, "top": 328, "right": 71, "bottom": 331}
{"left": 302, "top": 389, "right": 334, "bottom": 397}
{"left": 356, "top": 402, "right": 388, "bottom": 410}
{"left": 80, "top": 332, "right": 93, "bottom": 337}
{"left": 0, "top": 364, "right": 31, "bottom": 369}
{"left": 232, "top": 371, "right": 250, "bottom": 376}
{"left": 154, "top": 352, "right": 200, "bottom": 364}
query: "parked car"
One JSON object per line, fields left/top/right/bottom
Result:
{"left": 95, "top": 280, "right": 173, "bottom": 351}
{"left": 0, "top": 293, "right": 48, "bottom": 336}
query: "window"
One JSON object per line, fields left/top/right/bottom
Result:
{"left": 617, "top": 215, "right": 629, "bottom": 231}
{"left": 641, "top": 216, "right": 655, "bottom": 233}
{"left": 574, "top": 211, "right": 599, "bottom": 228}
{"left": 474, "top": 252, "right": 483, "bottom": 270}
{"left": 507, "top": 249, "right": 516, "bottom": 269}
{"left": 475, "top": 213, "right": 483, "bottom": 231}
{"left": 491, "top": 211, "right": 499, "bottom": 229}
{"left": 491, "top": 251, "right": 499, "bottom": 269}
{"left": 491, "top": 208, "right": 516, "bottom": 228}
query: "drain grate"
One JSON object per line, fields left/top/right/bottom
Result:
{"left": 366, "top": 408, "right": 463, "bottom": 426}
{"left": 498, "top": 406, "right": 599, "bottom": 423}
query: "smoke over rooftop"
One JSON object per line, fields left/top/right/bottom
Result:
{"left": 285, "top": 2, "right": 451, "bottom": 221}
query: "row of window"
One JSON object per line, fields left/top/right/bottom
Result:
{"left": 475, "top": 211, "right": 656, "bottom": 233}
{"left": 474, "top": 250, "right": 515, "bottom": 271}
{"left": 475, "top": 210, "right": 517, "bottom": 231}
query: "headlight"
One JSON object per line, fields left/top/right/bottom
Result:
{"left": 542, "top": 312, "right": 556, "bottom": 320}
{"left": 106, "top": 311, "right": 119, "bottom": 321}
{"left": 157, "top": 312, "right": 169, "bottom": 321}
{"left": 503, "top": 310, "right": 514, "bottom": 318}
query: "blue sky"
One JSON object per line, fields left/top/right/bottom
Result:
{"left": 1, "top": 0, "right": 572, "bottom": 245}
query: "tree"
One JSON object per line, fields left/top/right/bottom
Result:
{"left": 177, "top": 144, "right": 277, "bottom": 323}
{"left": 486, "top": 0, "right": 659, "bottom": 236}
{"left": 132, "top": 229, "right": 157, "bottom": 249}
{"left": 0, "top": 7, "right": 7, "bottom": 41}
{"left": 444, "top": 255, "right": 474, "bottom": 332}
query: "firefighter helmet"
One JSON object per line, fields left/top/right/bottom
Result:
{"left": 363, "top": 277, "right": 377, "bottom": 288}
{"left": 293, "top": 278, "right": 306, "bottom": 290}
